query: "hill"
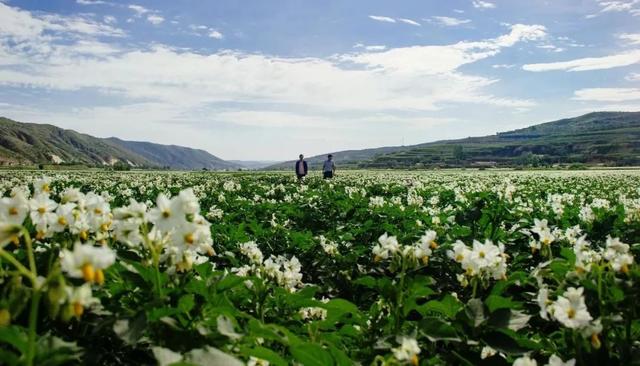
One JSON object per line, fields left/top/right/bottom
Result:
{"left": 0, "top": 117, "right": 240, "bottom": 170}
{"left": 267, "top": 112, "right": 640, "bottom": 169}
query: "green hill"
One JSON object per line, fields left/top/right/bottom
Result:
{"left": 0, "top": 117, "right": 240, "bottom": 170}
{"left": 267, "top": 111, "right": 640, "bottom": 169}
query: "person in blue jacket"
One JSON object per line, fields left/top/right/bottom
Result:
{"left": 295, "top": 154, "right": 308, "bottom": 180}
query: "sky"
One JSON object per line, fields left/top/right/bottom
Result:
{"left": 0, "top": 0, "right": 639, "bottom": 161}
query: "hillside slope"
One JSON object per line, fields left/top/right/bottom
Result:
{"left": 0, "top": 117, "right": 239, "bottom": 170}
{"left": 267, "top": 112, "right": 640, "bottom": 169}
{"left": 105, "top": 138, "right": 240, "bottom": 170}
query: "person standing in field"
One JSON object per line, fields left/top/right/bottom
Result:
{"left": 295, "top": 154, "right": 308, "bottom": 181}
{"left": 322, "top": 154, "right": 336, "bottom": 179}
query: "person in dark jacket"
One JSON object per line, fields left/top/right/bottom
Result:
{"left": 295, "top": 154, "right": 308, "bottom": 180}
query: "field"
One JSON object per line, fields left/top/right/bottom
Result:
{"left": 0, "top": 169, "right": 639, "bottom": 366}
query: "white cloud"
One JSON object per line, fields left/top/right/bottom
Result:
{"left": 103, "top": 15, "right": 117, "bottom": 24}
{"left": 0, "top": 8, "right": 547, "bottom": 158}
{"left": 573, "top": 88, "right": 640, "bottom": 102}
{"left": 599, "top": 0, "right": 639, "bottom": 13}
{"left": 365, "top": 45, "right": 386, "bottom": 51}
{"left": 492, "top": 64, "right": 516, "bottom": 69}
{"left": 208, "top": 30, "right": 223, "bottom": 39}
{"left": 353, "top": 44, "right": 386, "bottom": 51}
{"left": 472, "top": 1, "right": 496, "bottom": 9}
{"left": 128, "top": 4, "right": 149, "bottom": 16}
{"left": 523, "top": 50, "right": 640, "bottom": 71}
{"left": 397, "top": 18, "right": 421, "bottom": 26}
{"left": 590, "top": 1, "right": 640, "bottom": 17}
{"left": 368, "top": 15, "right": 396, "bottom": 23}
{"left": 0, "top": 2, "right": 124, "bottom": 40}
{"left": 619, "top": 33, "right": 640, "bottom": 45}
{"left": 76, "top": 0, "right": 108, "bottom": 5}
{"left": 431, "top": 16, "right": 471, "bottom": 27}
{"left": 146, "top": 14, "right": 164, "bottom": 25}
{"left": 627, "top": 72, "right": 640, "bottom": 81}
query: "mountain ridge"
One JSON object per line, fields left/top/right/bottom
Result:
{"left": 0, "top": 117, "right": 240, "bottom": 170}
{"left": 266, "top": 111, "right": 640, "bottom": 169}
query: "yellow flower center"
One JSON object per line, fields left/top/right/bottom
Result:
{"left": 82, "top": 263, "right": 95, "bottom": 283}
{"left": 8, "top": 207, "right": 18, "bottom": 216}
{"left": 162, "top": 210, "right": 171, "bottom": 218}
{"left": 80, "top": 231, "right": 89, "bottom": 241}
{"left": 184, "top": 233, "right": 195, "bottom": 245}
{"left": 591, "top": 333, "right": 601, "bottom": 349}
{"left": 455, "top": 254, "right": 463, "bottom": 261}
{"left": 37, "top": 207, "right": 46, "bottom": 214}
{"left": 95, "top": 269, "right": 105, "bottom": 285}
{"left": 479, "top": 251, "right": 485, "bottom": 258}
{"left": 73, "top": 302, "right": 84, "bottom": 317}
{"left": 411, "top": 354, "right": 419, "bottom": 366}
{"left": 100, "top": 222, "right": 110, "bottom": 232}
{"left": 567, "top": 308, "right": 576, "bottom": 319}
{"left": 94, "top": 208, "right": 103, "bottom": 215}
{"left": 42, "top": 184, "right": 50, "bottom": 193}
{"left": 430, "top": 241, "right": 438, "bottom": 249}
{"left": 58, "top": 216, "right": 67, "bottom": 226}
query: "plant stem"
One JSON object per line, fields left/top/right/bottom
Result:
{"left": 21, "top": 228, "right": 37, "bottom": 275}
{"left": 25, "top": 289, "right": 41, "bottom": 366}
{"left": 0, "top": 249, "right": 36, "bottom": 284}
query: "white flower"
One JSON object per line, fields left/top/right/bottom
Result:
{"left": 549, "top": 287, "right": 592, "bottom": 329}
{"left": 299, "top": 307, "right": 327, "bottom": 321}
{"left": 392, "top": 337, "right": 420, "bottom": 365}
{"left": 0, "top": 191, "right": 29, "bottom": 225}
{"left": 148, "top": 193, "right": 183, "bottom": 233}
{"left": 372, "top": 233, "right": 400, "bottom": 261}
{"left": 603, "top": 237, "right": 633, "bottom": 273}
{"left": 60, "top": 243, "right": 116, "bottom": 284}
{"left": 65, "top": 283, "right": 99, "bottom": 318}
{"left": 247, "top": 356, "right": 270, "bottom": 366}
{"left": 51, "top": 203, "right": 76, "bottom": 233}
{"left": 545, "top": 354, "right": 575, "bottom": 366}
{"left": 537, "top": 287, "right": 551, "bottom": 320}
{"left": 33, "top": 177, "right": 52, "bottom": 194}
{"left": 513, "top": 356, "right": 537, "bottom": 366}
{"left": 369, "top": 196, "right": 385, "bottom": 208}
{"left": 29, "top": 192, "right": 58, "bottom": 235}
{"left": 531, "top": 219, "right": 549, "bottom": 236}
{"left": 239, "top": 241, "right": 264, "bottom": 264}
{"left": 480, "top": 346, "right": 497, "bottom": 359}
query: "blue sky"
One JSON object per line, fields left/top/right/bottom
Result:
{"left": 0, "top": 0, "right": 639, "bottom": 160}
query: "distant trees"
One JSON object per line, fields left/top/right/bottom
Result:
{"left": 452, "top": 145, "right": 465, "bottom": 162}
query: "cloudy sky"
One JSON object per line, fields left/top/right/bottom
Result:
{"left": 0, "top": 0, "right": 639, "bottom": 160}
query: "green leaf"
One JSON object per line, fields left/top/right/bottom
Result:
{"left": 0, "top": 326, "right": 27, "bottom": 353}
{"left": 465, "top": 298, "right": 486, "bottom": 327}
{"left": 419, "top": 317, "right": 461, "bottom": 342}
{"left": 481, "top": 329, "right": 539, "bottom": 355}
{"left": 423, "top": 294, "right": 462, "bottom": 319}
{"left": 217, "top": 315, "right": 243, "bottom": 340}
{"left": 352, "top": 276, "right": 376, "bottom": 289}
{"left": 485, "top": 295, "right": 519, "bottom": 313}
{"left": 185, "top": 347, "right": 244, "bottom": 366}
{"left": 153, "top": 347, "right": 183, "bottom": 366}
{"left": 178, "top": 294, "right": 195, "bottom": 314}
{"left": 238, "top": 346, "right": 288, "bottom": 366}
{"left": 290, "top": 343, "right": 334, "bottom": 366}
{"left": 326, "top": 343, "right": 352, "bottom": 366}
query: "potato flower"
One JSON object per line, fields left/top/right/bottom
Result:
{"left": 549, "top": 287, "right": 592, "bottom": 329}
{"left": 392, "top": 336, "right": 420, "bottom": 366}
{"left": 60, "top": 242, "right": 116, "bottom": 285}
